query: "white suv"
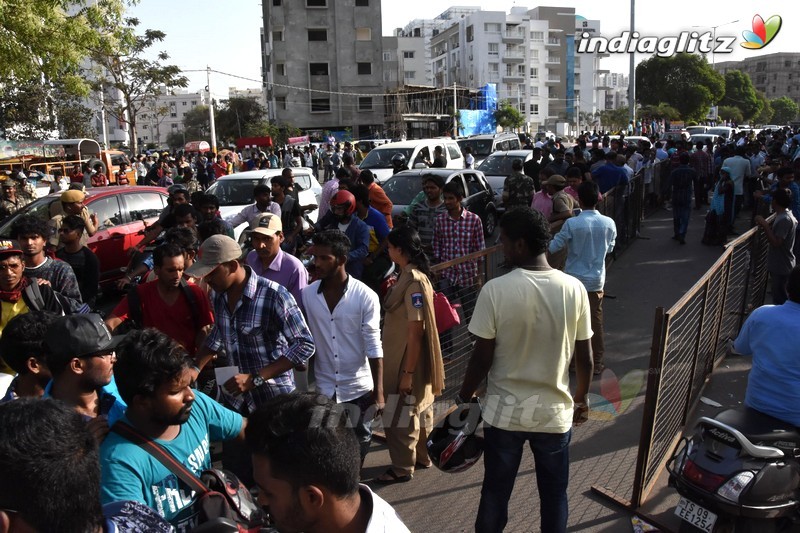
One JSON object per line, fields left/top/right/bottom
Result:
{"left": 358, "top": 138, "right": 464, "bottom": 183}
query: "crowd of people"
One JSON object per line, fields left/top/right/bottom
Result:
{"left": 0, "top": 123, "right": 798, "bottom": 532}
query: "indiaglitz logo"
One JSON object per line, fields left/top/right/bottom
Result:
{"left": 587, "top": 368, "right": 647, "bottom": 421}
{"left": 740, "top": 14, "right": 782, "bottom": 49}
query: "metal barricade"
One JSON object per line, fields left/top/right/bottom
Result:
{"left": 592, "top": 219, "right": 772, "bottom": 509}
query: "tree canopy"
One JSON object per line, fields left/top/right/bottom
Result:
{"left": 215, "top": 98, "right": 271, "bottom": 144}
{"left": 771, "top": 96, "right": 799, "bottom": 125}
{"left": 0, "top": 0, "right": 127, "bottom": 96}
{"left": 719, "top": 70, "right": 762, "bottom": 122}
{"left": 636, "top": 54, "right": 725, "bottom": 122}
{"left": 494, "top": 101, "right": 524, "bottom": 131}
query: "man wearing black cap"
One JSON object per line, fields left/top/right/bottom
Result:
{"left": 43, "top": 313, "right": 127, "bottom": 443}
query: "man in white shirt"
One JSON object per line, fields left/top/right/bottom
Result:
{"left": 301, "top": 230, "right": 383, "bottom": 463}
{"left": 247, "top": 393, "right": 409, "bottom": 533}
{"left": 722, "top": 146, "right": 753, "bottom": 218}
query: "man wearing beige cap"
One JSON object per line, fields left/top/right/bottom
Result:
{"left": 244, "top": 213, "right": 307, "bottom": 306}
{"left": 188, "top": 234, "right": 314, "bottom": 482}
{"left": 542, "top": 174, "right": 575, "bottom": 232}
{"left": 47, "top": 189, "right": 98, "bottom": 249}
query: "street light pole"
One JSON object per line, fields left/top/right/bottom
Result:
{"left": 628, "top": 0, "right": 636, "bottom": 130}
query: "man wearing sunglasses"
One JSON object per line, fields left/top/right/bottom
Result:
{"left": 43, "top": 313, "right": 127, "bottom": 444}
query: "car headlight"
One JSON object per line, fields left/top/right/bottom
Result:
{"left": 716, "top": 471, "right": 755, "bottom": 503}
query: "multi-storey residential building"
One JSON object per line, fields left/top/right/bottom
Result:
{"left": 261, "top": 0, "right": 385, "bottom": 139}
{"left": 138, "top": 88, "right": 206, "bottom": 148}
{"left": 228, "top": 86, "right": 268, "bottom": 110}
{"left": 715, "top": 53, "right": 800, "bottom": 108}
{"left": 381, "top": 36, "right": 428, "bottom": 90}
{"left": 424, "top": 6, "right": 605, "bottom": 132}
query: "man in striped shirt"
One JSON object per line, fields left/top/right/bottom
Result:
{"left": 408, "top": 173, "right": 446, "bottom": 255}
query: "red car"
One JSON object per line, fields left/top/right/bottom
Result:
{"left": 0, "top": 186, "right": 169, "bottom": 286}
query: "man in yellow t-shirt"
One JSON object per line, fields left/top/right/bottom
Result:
{"left": 458, "top": 207, "right": 593, "bottom": 533}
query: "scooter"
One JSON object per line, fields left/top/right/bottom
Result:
{"left": 667, "top": 406, "right": 800, "bottom": 532}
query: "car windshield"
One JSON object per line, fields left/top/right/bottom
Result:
{"left": 457, "top": 139, "right": 493, "bottom": 157}
{"left": 706, "top": 128, "right": 730, "bottom": 138}
{"left": 382, "top": 174, "right": 424, "bottom": 206}
{"left": 360, "top": 148, "right": 414, "bottom": 169}
{"left": 0, "top": 197, "right": 56, "bottom": 238}
{"left": 206, "top": 179, "right": 263, "bottom": 206}
{"left": 478, "top": 154, "right": 522, "bottom": 176}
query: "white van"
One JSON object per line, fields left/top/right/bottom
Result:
{"left": 358, "top": 138, "right": 464, "bottom": 183}
{"left": 457, "top": 133, "right": 521, "bottom": 167}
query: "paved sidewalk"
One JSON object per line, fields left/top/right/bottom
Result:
{"left": 362, "top": 206, "right": 728, "bottom": 532}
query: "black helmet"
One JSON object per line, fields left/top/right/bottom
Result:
{"left": 390, "top": 153, "right": 407, "bottom": 168}
{"left": 427, "top": 399, "right": 484, "bottom": 473}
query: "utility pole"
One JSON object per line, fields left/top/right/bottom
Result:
{"left": 628, "top": 0, "right": 636, "bottom": 130}
{"left": 99, "top": 85, "right": 109, "bottom": 149}
{"left": 453, "top": 82, "right": 458, "bottom": 138}
{"left": 207, "top": 66, "right": 217, "bottom": 153}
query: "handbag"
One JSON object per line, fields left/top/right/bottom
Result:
{"left": 111, "top": 421, "right": 267, "bottom": 533}
{"left": 433, "top": 291, "right": 461, "bottom": 333}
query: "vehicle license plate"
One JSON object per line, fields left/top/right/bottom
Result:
{"left": 674, "top": 497, "right": 717, "bottom": 533}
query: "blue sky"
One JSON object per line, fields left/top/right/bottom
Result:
{"left": 129, "top": 0, "right": 798, "bottom": 97}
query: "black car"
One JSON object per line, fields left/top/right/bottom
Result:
{"left": 381, "top": 169, "right": 498, "bottom": 237}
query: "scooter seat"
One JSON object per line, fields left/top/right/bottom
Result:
{"left": 713, "top": 407, "right": 800, "bottom": 446}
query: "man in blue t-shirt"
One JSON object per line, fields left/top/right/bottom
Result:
{"left": 734, "top": 265, "right": 800, "bottom": 426}
{"left": 591, "top": 150, "right": 628, "bottom": 194}
{"left": 100, "top": 329, "right": 245, "bottom": 533}
{"left": 351, "top": 184, "right": 391, "bottom": 293}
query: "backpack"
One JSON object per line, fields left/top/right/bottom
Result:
{"left": 125, "top": 279, "right": 200, "bottom": 331}
{"left": 111, "top": 421, "right": 267, "bottom": 533}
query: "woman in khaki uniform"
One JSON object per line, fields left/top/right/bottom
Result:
{"left": 376, "top": 226, "right": 445, "bottom": 484}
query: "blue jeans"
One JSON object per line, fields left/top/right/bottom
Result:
{"left": 673, "top": 203, "right": 691, "bottom": 239}
{"left": 476, "top": 426, "right": 571, "bottom": 533}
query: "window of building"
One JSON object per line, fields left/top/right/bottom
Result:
{"left": 306, "top": 0, "right": 326, "bottom": 7}
{"left": 272, "top": 30, "right": 283, "bottom": 42}
{"left": 140, "top": 113, "right": 148, "bottom": 120}
{"left": 404, "top": 71, "right": 416, "bottom": 80}
{"left": 488, "top": 43, "right": 499, "bottom": 56}
{"left": 358, "top": 97, "right": 373, "bottom": 111}
{"left": 532, "top": 104, "right": 539, "bottom": 114}
{"left": 356, "top": 27, "right": 371, "bottom": 41}
{"left": 786, "top": 60, "right": 793, "bottom": 68}
{"left": 466, "top": 25, "right": 474, "bottom": 42}
{"left": 357, "top": 62, "right": 371, "bottom": 75}
{"left": 191, "top": 100, "right": 197, "bottom": 106}
{"left": 170, "top": 111, "right": 177, "bottom": 118}
{"left": 142, "top": 124, "right": 148, "bottom": 130}
{"left": 484, "top": 23, "right": 501, "bottom": 33}
{"left": 530, "top": 67, "right": 538, "bottom": 78}
{"left": 530, "top": 86, "right": 539, "bottom": 96}
{"left": 531, "top": 31, "right": 544, "bottom": 42}
{"left": 309, "top": 62, "right": 329, "bottom": 76}
{"left": 530, "top": 49, "right": 539, "bottom": 61}
{"left": 171, "top": 123, "right": 178, "bottom": 129}
{"left": 489, "top": 63, "right": 499, "bottom": 74}
{"left": 182, "top": 101, "right": 187, "bottom": 106}
{"left": 307, "top": 29, "right": 327, "bottom": 41}
{"left": 273, "top": 0, "right": 281, "bottom": 5}
{"left": 383, "top": 51, "right": 391, "bottom": 61}
{"left": 311, "top": 98, "right": 330, "bottom": 112}
{"left": 403, "top": 51, "right": 415, "bottom": 59}
{"left": 143, "top": 135, "right": 149, "bottom": 140}
{"left": 355, "top": 0, "right": 368, "bottom": 5}
{"left": 276, "top": 63, "right": 286, "bottom": 76}
{"left": 276, "top": 96, "right": 286, "bottom": 110}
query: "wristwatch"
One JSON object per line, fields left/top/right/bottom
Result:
{"left": 251, "top": 374, "right": 266, "bottom": 388}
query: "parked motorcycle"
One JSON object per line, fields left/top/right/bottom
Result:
{"left": 667, "top": 406, "right": 800, "bottom": 532}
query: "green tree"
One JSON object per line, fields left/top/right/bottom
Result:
{"left": 0, "top": 78, "right": 95, "bottom": 139}
{"left": 0, "top": 0, "right": 127, "bottom": 96}
{"left": 639, "top": 103, "right": 680, "bottom": 121}
{"left": 771, "top": 96, "right": 800, "bottom": 125}
{"left": 717, "top": 105, "right": 744, "bottom": 125}
{"left": 754, "top": 91, "right": 774, "bottom": 125}
{"left": 636, "top": 54, "right": 725, "bottom": 122}
{"left": 215, "top": 98, "right": 270, "bottom": 144}
{"left": 719, "top": 70, "right": 762, "bottom": 122}
{"left": 494, "top": 101, "right": 524, "bottom": 131}
{"left": 165, "top": 131, "right": 185, "bottom": 150}
{"left": 182, "top": 106, "right": 211, "bottom": 140}
{"left": 89, "top": 17, "right": 188, "bottom": 155}
{"left": 598, "top": 107, "right": 631, "bottom": 131}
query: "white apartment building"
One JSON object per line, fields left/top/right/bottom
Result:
{"left": 228, "top": 86, "right": 268, "bottom": 109}
{"left": 138, "top": 88, "right": 207, "bottom": 148}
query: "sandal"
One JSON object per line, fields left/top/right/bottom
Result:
{"left": 415, "top": 461, "right": 433, "bottom": 470}
{"left": 373, "top": 468, "right": 413, "bottom": 485}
